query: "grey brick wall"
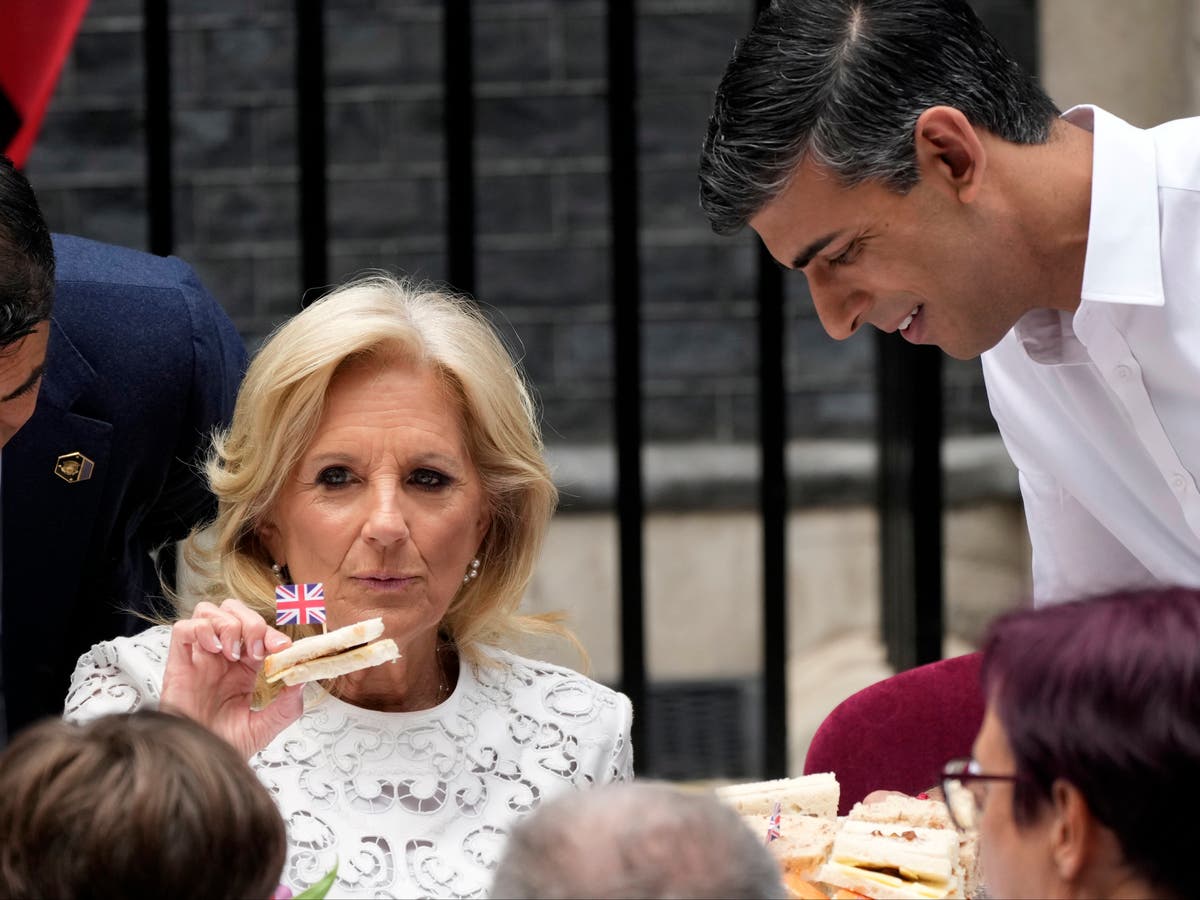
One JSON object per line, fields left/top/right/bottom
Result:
{"left": 25, "top": 0, "right": 1016, "bottom": 449}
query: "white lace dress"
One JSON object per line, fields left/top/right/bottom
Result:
{"left": 64, "top": 626, "right": 633, "bottom": 898}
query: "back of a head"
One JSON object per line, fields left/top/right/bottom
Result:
{"left": 0, "top": 156, "right": 54, "bottom": 346}
{"left": 0, "top": 711, "right": 286, "bottom": 900}
{"left": 982, "top": 587, "right": 1200, "bottom": 899}
{"left": 699, "top": 0, "right": 1059, "bottom": 234}
{"left": 490, "top": 782, "right": 786, "bottom": 899}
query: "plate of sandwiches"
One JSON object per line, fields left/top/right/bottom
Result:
{"left": 716, "top": 774, "right": 981, "bottom": 899}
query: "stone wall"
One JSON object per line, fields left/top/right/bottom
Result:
{"left": 25, "top": 0, "right": 1025, "bottom": 448}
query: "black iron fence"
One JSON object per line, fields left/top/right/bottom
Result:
{"left": 129, "top": 0, "right": 1036, "bottom": 779}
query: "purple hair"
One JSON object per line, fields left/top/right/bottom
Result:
{"left": 981, "top": 586, "right": 1200, "bottom": 898}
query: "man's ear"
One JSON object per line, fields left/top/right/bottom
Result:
{"left": 1048, "top": 779, "right": 1092, "bottom": 885}
{"left": 913, "top": 106, "right": 986, "bottom": 203}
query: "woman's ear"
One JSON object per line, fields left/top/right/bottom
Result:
{"left": 474, "top": 507, "right": 492, "bottom": 548}
{"left": 913, "top": 105, "right": 987, "bottom": 203}
{"left": 258, "top": 518, "right": 283, "bottom": 564}
{"left": 1048, "top": 779, "right": 1092, "bottom": 885}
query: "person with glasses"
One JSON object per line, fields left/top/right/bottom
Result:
{"left": 940, "top": 587, "right": 1198, "bottom": 899}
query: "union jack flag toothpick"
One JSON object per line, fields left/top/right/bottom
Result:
{"left": 275, "top": 583, "right": 326, "bottom": 626}
{"left": 765, "top": 800, "right": 782, "bottom": 844}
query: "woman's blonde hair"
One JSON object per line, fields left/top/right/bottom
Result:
{"left": 181, "top": 273, "right": 571, "bottom": 667}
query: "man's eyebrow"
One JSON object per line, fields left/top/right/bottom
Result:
{"left": 791, "top": 232, "right": 840, "bottom": 270}
{"left": 1, "top": 364, "right": 44, "bottom": 402}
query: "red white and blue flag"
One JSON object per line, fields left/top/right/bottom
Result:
{"left": 765, "top": 801, "right": 782, "bottom": 844}
{"left": 275, "top": 583, "right": 326, "bottom": 626}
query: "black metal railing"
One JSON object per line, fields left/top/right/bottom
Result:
{"left": 129, "top": 0, "right": 1008, "bottom": 779}
{"left": 605, "top": 0, "right": 648, "bottom": 765}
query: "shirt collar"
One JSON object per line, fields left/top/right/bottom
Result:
{"left": 1012, "top": 105, "right": 1164, "bottom": 365}
{"left": 1070, "top": 104, "right": 1164, "bottom": 309}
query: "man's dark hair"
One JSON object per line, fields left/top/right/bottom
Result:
{"left": 0, "top": 155, "right": 54, "bottom": 346}
{"left": 699, "top": 0, "right": 1060, "bottom": 234}
{"left": 981, "top": 587, "right": 1200, "bottom": 900}
{"left": 0, "top": 711, "right": 288, "bottom": 900}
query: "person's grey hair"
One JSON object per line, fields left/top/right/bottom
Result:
{"left": 489, "top": 782, "right": 786, "bottom": 899}
{"left": 698, "top": 0, "right": 1060, "bottom": 234}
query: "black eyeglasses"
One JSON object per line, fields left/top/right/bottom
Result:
{"left": 940, "top": 757, "right": 1029, "bottom": 832}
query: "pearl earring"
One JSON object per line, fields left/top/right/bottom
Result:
{"left": 462, "top": 558, "right": 481, "bottom": 584}
{"left": 271, "top": 562, "right": 287, "bottom": 583}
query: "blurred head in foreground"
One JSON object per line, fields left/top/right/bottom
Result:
{"left": 489, "top": 781, "right": 786, "bottom": 899}
{"left": 0, "top": 710, "right": 286, "bottom": 900}
{"left": 965, "top": 587, "right": 1199, "bottom": 899}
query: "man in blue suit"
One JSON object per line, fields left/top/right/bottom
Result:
{"left": 0, "top": 158, "right": 247, "bottom": 741}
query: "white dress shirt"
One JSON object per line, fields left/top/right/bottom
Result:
{"left": 982, "top": 105, "right": 1200, "bottom": 604}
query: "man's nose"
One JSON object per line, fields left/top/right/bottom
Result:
{"left": 809, "top": 279, "right": 871, "bottom": 341}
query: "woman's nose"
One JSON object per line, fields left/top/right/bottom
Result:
{"left": 362, "top": 489, "right": 410, "bottom": 546}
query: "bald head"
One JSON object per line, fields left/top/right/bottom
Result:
{"left": 490, "top": 782, "right": 786, "bottom": 899}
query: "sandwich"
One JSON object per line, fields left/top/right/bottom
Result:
{"left": 716, "top": 772, "right": 840, "bottom": 820}
{"left": 847, "top": 794, "right": 954, "bottom": 831}
{"left": 816, "top": 819, "right": 963, "bottom": 900}
{"left": 742, "top": 812, "right": 835, "bottom": 897}
{"left": 847, "top": 794, "right": 979, "bottom": 898}
{"left": 263, "top": 617, "right": 400, "bottom": 685}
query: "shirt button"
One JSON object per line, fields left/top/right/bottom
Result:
{"left": 1115, "top": 364, "right": 1132, "bottom": 380}
{"left": 1172, "top": 473, "right": 1188, "bottom": 492}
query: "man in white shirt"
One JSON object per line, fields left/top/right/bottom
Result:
{"left": 698, "top": 0, "right": 1200, "bottom": 603}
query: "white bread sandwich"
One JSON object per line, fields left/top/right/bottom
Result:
{"left": 847, "top": 793, "right": 953, "bottom": 830}
{"left": 263, "top": 617, "right": 400, "bottom": 685}
{"left": 817, "top": 819, "right": 963, "bottom": 899}
{"left": 848, "top": 794, "right": 979, "bottom": 898}
{"left": 745, "top": 813, "right": 836, "bottom": 897}
{"left": 716, "top": 772, "right": 840, "bottom": 820}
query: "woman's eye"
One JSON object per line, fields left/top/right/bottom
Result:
{"left": 411, "top": 468, "right": 451, "bottom": 490}
{"left": 316, "top": 466, "right": 354, "bottom": 487}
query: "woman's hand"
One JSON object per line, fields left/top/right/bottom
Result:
{"left": 160, "top": 598, "right": 305, "bottom": 759}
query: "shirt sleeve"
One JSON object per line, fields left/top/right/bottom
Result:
{"left": 62, "top": 629, "right": 169, "bottom": 723}
{"left": 604, "top": 692, "right": 634, "bottom": 783}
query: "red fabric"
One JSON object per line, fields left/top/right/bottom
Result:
{"left": 804, "top": 652, "right": 985, "bottom": 815}
{"left": 0, "top": 0, "right": 91, "bottom": 167}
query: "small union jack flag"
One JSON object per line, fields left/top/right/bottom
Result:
{"left": 275, "top": 582, "right": 326, "bottom": 626}
{"left": 765, "top": 801, "right": 782, "bottom": 844}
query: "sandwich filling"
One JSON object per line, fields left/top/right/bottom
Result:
{"left": 263, "top": 617, "right": 401, "bottom": 685}
{"left": 818, "top": 820, "right": 961, "bottom": 899}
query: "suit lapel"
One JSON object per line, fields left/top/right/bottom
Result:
{"left": 3, "top": 317, "right": 112, "bottom": 724}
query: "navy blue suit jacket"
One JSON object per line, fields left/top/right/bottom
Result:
{"left": 1, "top": 235, "right": 247, "bottom": 736}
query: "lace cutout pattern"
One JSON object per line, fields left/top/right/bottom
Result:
{"left": 64, "top": 626, "right": 633, "bottom": 898}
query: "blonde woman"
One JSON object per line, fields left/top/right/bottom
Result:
{"left": 65, "top": 275, "right": 633, "bottom": 899}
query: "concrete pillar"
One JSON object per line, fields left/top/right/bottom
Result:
{"left": 1191, "top": 0, "right": 1200, "bottom": 112}
{"left": 1039, "top": 0, "right": 1200, "bottom": 125}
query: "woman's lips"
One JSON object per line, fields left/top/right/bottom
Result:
{"left": 354, "top": 574, "right": 417, "bottom": 590}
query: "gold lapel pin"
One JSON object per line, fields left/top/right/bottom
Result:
{"left": 55, "top": 451, "right": 95, "bottom": 483}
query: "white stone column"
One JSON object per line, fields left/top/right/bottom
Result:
{"left": 1189, "top": 0, "right": 1200, "bottom": 114}
{"left": 1040, "top": 0, "right": 1197, "bottom": 124}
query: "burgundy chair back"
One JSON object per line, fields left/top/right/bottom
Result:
{"left": 803, "top": 652, "right": 985, "bottom": 815}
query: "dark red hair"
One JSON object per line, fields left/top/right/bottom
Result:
{"left": 981, "top": 586, "right": 1200, "bottom": 898}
